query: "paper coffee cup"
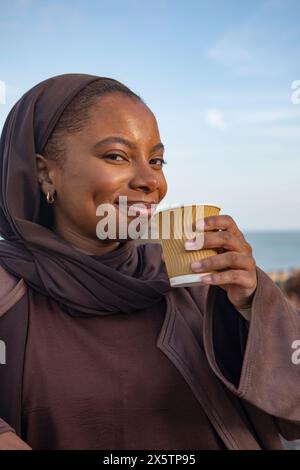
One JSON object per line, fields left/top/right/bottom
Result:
{"left": 152, "top": 203, "right": 221, "bottom": 288}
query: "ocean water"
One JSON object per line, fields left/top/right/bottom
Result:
{"left": 244, "top": 231, "right": 300, "bottom": 272}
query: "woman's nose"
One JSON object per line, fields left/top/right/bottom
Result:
{"left": 129, "top": 165, "right": 159, "bottom": 194}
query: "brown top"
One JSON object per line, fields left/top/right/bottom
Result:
{"left": 21, "top": 288, "right": 225, "bottom": 450}
{"left": 1, "top": 263, "right": 300, "bottom": 449}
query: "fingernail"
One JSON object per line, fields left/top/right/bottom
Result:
{"left": 196, "top": 219, "right": 205, "bottom": 231}
{"left": 185, "top": 239, "right": 197, "bottom": 250}
{"left": 191, "top": 261, "right": 204, "bottom": 271}
{"left": 202, "top": 275, "right": 212, "bottom": 284}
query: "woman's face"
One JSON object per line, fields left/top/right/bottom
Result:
{"left": 37, "top": 93, "right": 167, "bottom": 253}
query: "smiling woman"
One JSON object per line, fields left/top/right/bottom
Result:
{"left": 37, "top": 78, "right": 167, "bottom": 251}
{"left": 0, "top": 74, "right": 300, "bottom": 451}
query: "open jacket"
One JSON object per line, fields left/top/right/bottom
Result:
{"left": 0, "top": 265, "right": 300, "bottom": 449}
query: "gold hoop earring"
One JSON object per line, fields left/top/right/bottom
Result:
{"left": 46, "top": 191, "right": 55, "bottom": 204}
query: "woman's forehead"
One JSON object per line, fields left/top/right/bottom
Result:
{"left": 86, "top": 94, "right": 160, "bottom": 142}
{"left": 90, "top": 93, "right": 153, "bottom": 120}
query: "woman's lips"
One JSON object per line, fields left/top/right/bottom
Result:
{"left": 114, "top": 202, "right": 156, "bottom": 218}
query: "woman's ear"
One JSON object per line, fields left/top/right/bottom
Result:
{"left": 35, "top": 153, "right": 56, "bottom": 195}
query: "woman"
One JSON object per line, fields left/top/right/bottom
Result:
{"left": 0, "top": 74, "right": 299, "bottom": 450}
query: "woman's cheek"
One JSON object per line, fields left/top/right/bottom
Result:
{"left": 159, "top": 174, "right": 168, "bottom": 199}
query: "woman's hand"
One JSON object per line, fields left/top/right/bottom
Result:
{"left": 185, "top": 215, "right": 257, "bottom": 310}
{"left": 0, "top": 431, "right": 32, "bottom": 450}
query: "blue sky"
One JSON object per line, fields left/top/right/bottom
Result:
{"left": 0, "top": 0, "right": 300, "bottom": 230}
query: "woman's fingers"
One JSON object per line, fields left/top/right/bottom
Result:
{"left": 184, "top": 213, "right": 257, "bottom": 308}
{"left": 185, "top": 215, "right": 252, "bottom": 253}
{"left": 191, "top": 251, "right": 256, "bottom": 273}
{"left": 197, "top": 215, "right": 242, "bottom": 236}
{"left": 185, "top": 229, "right": 250, "bottom": 253}
{"left": 196, "top": 269, "right": 256, "bottom": 288}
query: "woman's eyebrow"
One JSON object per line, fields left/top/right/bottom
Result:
{"left": 91, "top": 136, "right": 164, "bottom": 153}
{"left": 151, "top": 142, "right": 165, "bottom": 153}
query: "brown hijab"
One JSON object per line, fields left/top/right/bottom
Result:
{"left": 0, "top": 73, "right": 170, "bottom": 316}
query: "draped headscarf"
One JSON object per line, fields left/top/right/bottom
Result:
{"left": 0, "top": 73, "right": 171, "bottom": 316}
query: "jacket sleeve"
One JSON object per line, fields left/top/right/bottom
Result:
{"left": 203, "top": 266, "right": 300, "bottom": 440}
{"left": 0, "top": 417, "right": 15, "bottom": 435}
{"left": 0, "top": 264, "right": 28, "bottom": 436}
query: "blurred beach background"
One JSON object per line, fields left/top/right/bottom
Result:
{"left": 0, "top": 0, "right": 300, "bottom": 283}
{"left": 244, "top": 231, "right": 300, "bottom": 283}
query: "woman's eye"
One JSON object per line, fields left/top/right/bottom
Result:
{"left": 104, "top": 154, "right": 126, "bottom": 162}
{"left": 150, "top": 158, "right": 167, "bottom": 167}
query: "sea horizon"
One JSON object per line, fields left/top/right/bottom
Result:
{"left": 243, "top": 231, "right": 300, "bottom": 273}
